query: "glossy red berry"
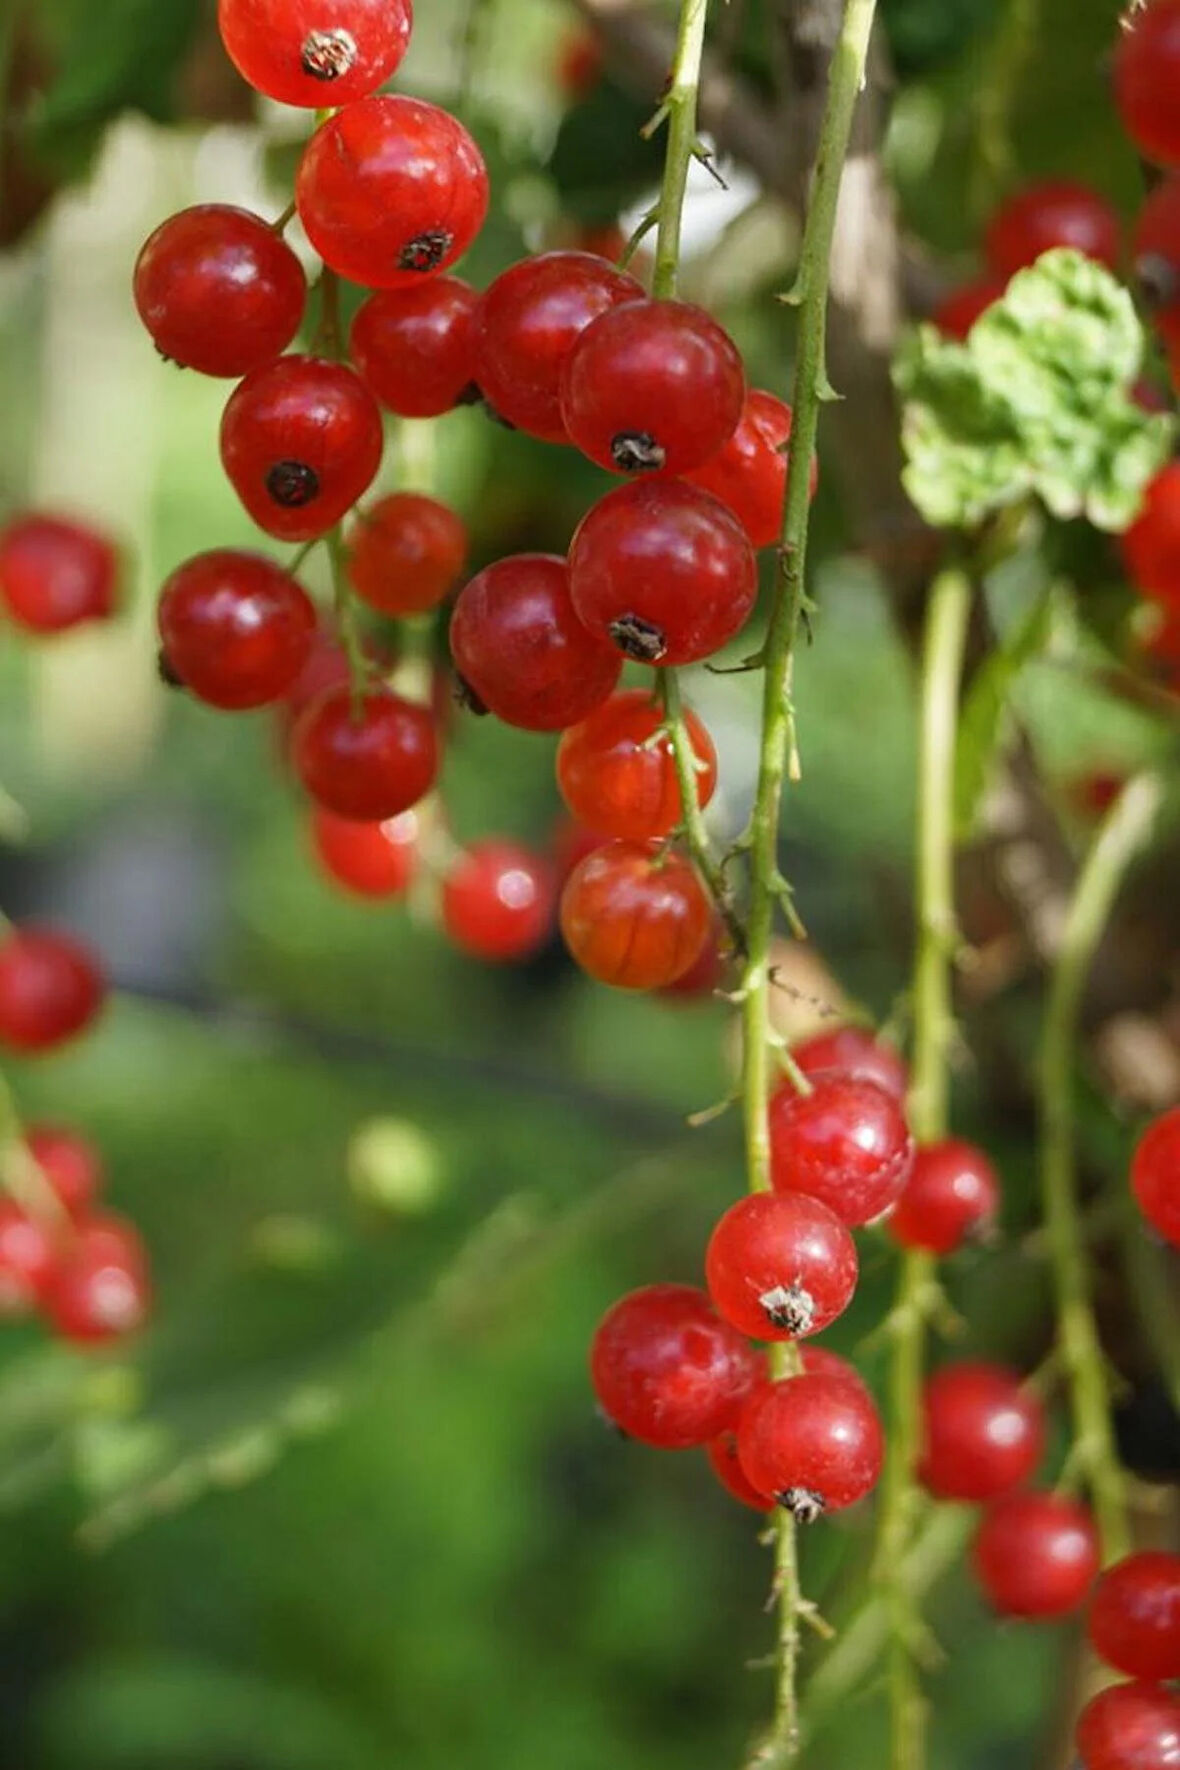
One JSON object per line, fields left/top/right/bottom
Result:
{"left": 133, "top": 205, "right": 306, "bottom": 377}
{"left": 561, "top": 299, "right": 745, "bottom": 475}
{"left": 1076, "top": 1682, "right": 1180, "bottom": 1770}
{"left": 560, "top": 840, "right": 711, "bottom": 991}
{"left": 1089, "top": 1552, "right": 1180, "bottom": 1681}
{"left": 888, "top": 1137, "right": 1001, "bottom": 1254}
{"left": 297, "top": 96, "right": 488, "bottom": 289}
{"left": 555, "top": 689, "right": 717, "bottom": 842}
{"left": 218, "top": 0, "right": 412, "bottom": 107}
{"left": 0, "top": 1203, "right": 58, "bottom": 1314}
{"left": 589, "top": 1282, "right": 761, "bottom": 1448}
{"left": 931, "top": 278, "right": 1006, "bottom": 340}
{"left": 347, "top": 494, "right": 466, "bottom": 619}
{"left": 1123, "top": 464, "right": 1180, "bottom": 610}
{"left": 473, "top": 252, "right": 643, "bottom": 441}
{"left": 799, "top": 1343, "right": 872, "bottom": 1396}
{"left": 310, "top": 806, "right": 418, "bottom": 899}
{"left": 984, "top": 181, "right": 1121, "bottom": 279}
{"left": 220, "top": 356, "right": 384, "bottom": 542}
{"left": 441, "top": 841, "right": 556, "bottom": 961}
{"left": 789, "top": 1025, "right": 908, "bottom": 1099}
{"left": 0, "top": 512, "right": 118, "bottom": 633}
{"left": 349, "top": 279, "right": 478, "bottom": 417}
{"left": 972, "top": 1490, "right": 1099, "bottom": 1618}
{"left": 158, "top": 550, "right": 316, "bottom": 710}
{"left": 1134, "top": 177, "right": 1180, "bottom": 348}
{"left": 450, "top": 553, "right": 621, "bottom": 731}
{"left": 769, "top": 1073, "right": 914, "bottom": 1227}
{"left": 685, "top": 389, "right": 816, "bottom": 549}
{"left": 918, "top": 1362, "right": 1044, "bottom": 1502}
{"left": 0, "top": 927, "right": 105, "bottom": 1055}
{"left": 293, "top": 685, "right": 439, "bottom": 820}
{"left": 707, "top": 1431, "right": 773, "bottom": 1511}
{"left": 657, "top": 918, "right": 726, "bottom": 1001}
{"left": 1115, "top": 0, "right": 1180, "bottom": 169}
{"left": 41, "top": 1214, "right": 151, "bottom": 1344}
{"left": 568, "top": 481, "right": 758, "bottom": 665}
{"left": 1130, "top": 1105, "right": 1180, "bottom": 1246}
{"left": 736, "top": 1373, "right": 884, "bottom": 1518}
{"left": 24, "top": 1125, "right": 102, "bottom": 1218}
{"left": 705, "top": 1190, "right": 858, "bottom": 1341}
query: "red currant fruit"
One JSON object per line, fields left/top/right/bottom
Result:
{"left": 685, "top": 389, "right": 817, "bottom": 549}
{"left": 972, "top": 1490, "right": 1099, "bottom": 1618}
{"left": 218, "top": 0, "right": 412, "bottom": 106}
{"left": 568, "top": 481, "right": 758, "bottom": 665}
{"left": 705, "top": 1190, "right": 858, "bottom": 1340}
{"left": 133, "top": 205, "right": 306, "bottom": 378}
{"left": 1076, "top": 1682, "right": 1180, "bottom": 1770}
{"left": 984, "top": 181, "right": 1121, "bottom": 279}
{"left": 1123, "top": 464, "right": 1180, "bottom": 611}
{"left": 473, "top": 251, "right": 643, "bottom": 441}
{"left": 1115, "top": 0, "right": 1180, "bottom": 169}
{"left": 450, "top": 553, "right": 621, "bottom": 731}
{"left": 311, "top": 806, "right": 418, "bottom": 899}
{"left": 1134, "top": 177, "right": 1180, "bottom": 348}
{"left": 441, "top": 841, "right": 556, "bottom": 961}
{"left": 0, "top": 1203, "right": 58, "bottom": 1314}
{"left": 560, "top": 840, "right": 711, "bottom": 991}
{"left": 25, "top": 1125, "right": 102, "bottom": 1218}
{"left": 350, "top": 279, "right": 478, "bottom": 417}
{"left": 707, "top": 1431, "right": 773, "bottom": 1511}
{"left": 220, "top": 356, "right": 384, "bottom": 543}
{"left": 560, "top": 299, "right": 745, "bottom": 475}
{"left": 931, "top": 278, "right": 1006, "bottom": 340}
{"left": 293, "top": 685, "right": 439, "bottom": 820}
{"left": 657, "top": 917, "right": 726, "bottom": 1001}
{"left": 918, "top": 1361, "right": 1044, "bottom": 1502}
{"left": 789, "top": 1025, "right": 908, "bottom": 1099}
{"left": 769, "top": 1073, "right": 914, "bottom": 1227}
{"left": 1089, "top": 1552, "right": 1180, "bottom": 1681}
{"left": 0, "top": 512, "right": 118, "bottom": 633}
{"left": 157, "top": 550, "right": 316, "bottom": 710}
{"left": 555, "top": 689, "right": 717, "bottom": 843}
{"left": 42, "top": 1214, "right": 151, "bottom": 1343}
{"left": 1130, "top": 1105, "right": 1180, "bottom": 1247}
{"left": 736, "top": 1372, "right": 884, "bottom": 1518}
{"left": 799, "top": 1343, "right": 871, "bottom": 1396}
{"left": 347, "top": 493, "right": 466, "bottom": 618}
{"left": 0, "top": 927, "right": 105, "bottom": 1055}
{"left": 297, "top": 96, "right": 488, "bottom": 289}
{"left": 557, "top": 26, "right": 604, "bottom": 100}
{"left": 589, "top": 1282, "right": 760, "bottom": 1448}
{"left": 887, "top": 1137, "right": 1000, "bottom": 1255}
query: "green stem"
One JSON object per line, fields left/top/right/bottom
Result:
{"left": 325, "top": 527, "right": 369, "bottom": 711}
{"left": 1039, "top": 771, "right": 1162, "bottom": 1564}
{"left": 660, "top": 670, "right": 743, "bottom": 953}
{"left": 0, "top": 1068, "right": 68, "bottom": 1229}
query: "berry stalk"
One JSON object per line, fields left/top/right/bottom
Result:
{"left": 0, "top": 1067, "right": 68, "bottom": 1229}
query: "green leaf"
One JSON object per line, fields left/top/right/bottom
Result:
{"left": 895, "top": 249, "right": 1175, "bottom": 532}
{"left": 547, "top": 82, "right": 667, "bottom": 225}
{"left": 954, "top": 585, "right": 1060, "bottom": 837}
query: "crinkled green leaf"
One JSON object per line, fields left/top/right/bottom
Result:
{"left": 954, "top": 585, "right": 1061, "bottom": 838}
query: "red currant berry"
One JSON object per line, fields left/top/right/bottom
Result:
{"left": 555, "top": 689, "right": 717, "bottom": 843}
{"left": 657, "top": 917, "right": 726, "bottom": 1001}
{"left": 473, "top": 252, "right": 643, "bottom": 441}
{"left": 707, "top": 1431, "right": 773, "bottom": 1511}
{"left": 552, "top": 818, "right": 610, "bottom": 885}
{"left": 736, "top": 1372, "right": 884, "bottom": 1519}
{"left": 887, "top": 1137, "right": 1000, "bottom": 1255}
{"left": 441, "top": 841, "right": 556, "bottom": 961}
{"left": 557, "top": 26, "right": 604, "bottom": 100}
{"left": 789, "top": 1025, "right": 908, "bottom": 1099}
{"left": 705, "top": 1190, "right": 858, "bottom": 1341}
{"left": 157, "top": 550, "right": 316, "bottom": 710}
{"left": 1076, "top": 1682, "right": 1180, "bottom": 1770}
{"left": 568, "top": 481, "right": 758, "bottom": 665}
{"left": 450, "top": 553, "right": 621, "bottom": 731}
{"left": 1134, "top": 177, "right": 1180, "bottom": 348}
{"left": 0, "top": 927, "right": 105, "bottom": 1055}
{"left": 685, "top": 389, "right": 817, "bottom": 550}
{"left": 25, "top": 1125, "right": 102, "bottom": 1218}
{"left": 133, "top": 205, "right": 306, "bottom": 378}
{"left": 1089, "top": 1552, "right": 1180, "bottom": 1682}
{"left": 42, "top": 1214, "right": 151, "bottom": 1344}
{"left": 589, "top": 1282, "right": 760, "bottom": 1448}
{"left": 918, "top": 1362, "right": 1044, "bottom": 1502}
{"left": 1123, "top": 464, "right": 1180, "bottom": 611}
{"left": 293, "top": 685, "right": 439, "bottom": 820}
{"left": 560, "top": 840, "right": 711, "bottom": 991}
{"left": 218, "top": 0, "right": 412, "bottom": 106}
{"left": 0, "top": 1203, "right": 58, "bottom": 1314}
{"left": 311, "top": 806, "right": 418, "bottom": 899}
{"left": 972, "top": 1490, "right": 1099, "bottom": 1618}
{"left": 799, "top": 1343, "right": 871, "bottom": 1396}
{"left": 984, "top": 181, "right": 1121, "bottom": 279}
{"left": 769, "top": 1073, "right": 914, "bottom": 1227}
{"left": 296, "top": 96, "right": 488, "bottom": 289}
{"left": 1130, "top": 1105, "right": 1180, "bottom": 1247}
{"left": 350, "top": 279, "right": 478, "bottom": 417}
{"left": 561, "top": 299, "right": 745, "bottom": 475}
{"left": 931, "top": 278, "right": 1006, "bottom": 340}
{"left": 220, "top": 356, "right": 384, "bottom": 542}
{"left": 347, "top": 493, "right": 466, "bottom": 618}
{"left": 0, "top": 512, "right": 118, "bottom": 633}
{"left": 1115, "top": 0, "right": 1180, "bottom": 169}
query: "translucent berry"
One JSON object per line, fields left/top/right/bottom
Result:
{"left": 158, "top": 550, "right": 316, "bottom": 710}
{"left": 311, "top": 806, "right": 418, "bottom": 899}
{"left": 705, "top": 1190, "right": 858, "bottom": 1341}
{"left": 685, "top": 389, "right": 817, "bottom": 549}
{"left": 789, "top": 1025, "right": 908, "bottom": 1100}
{"left": 1115, "top": 0, "right": 1180, "bottom": 169}
{"left": 24, "top": 1125, "right": 102, "bottom": 1218}
{"left": 441, "top": 841, "right": 556, "bottom": 962}
{"left": 1123, "top": 464, "right": 1180, "bottom": 610}
{"left": 555, "top": 688, "right": 717, "bottom": 842}
{"left": 972, "top": 1490, "right": 1099, "bottom": 1618}
{"left": 0, "top": 927, "right": 105, "bottom": 1055}
{"left": 0, "top": 512, "right": 118, "bottom": 633}
{"left": 560, "top": 840, "right": 711, "bottom": 991}
{"left": 984, "top": 181, "right": 1121, "bottom": 278}
{"left": 0, "top": 1203, "right": 58, "bottom": 1314}
{"left": 42, "top": 1214, "right": 151, "bottom": 1344}
{"left": 707, "top": 1431, "right": 773, "bottom": 1511}
{"left": 218, "top": 0, "right": 412, "bottom": 107}
{"left": 1130, "top": 1105, "right": 1180, "bottom": 1246}
{"left": 769, "top": 1073, "right": 914, "bottom": 1226}
{"left": 347, "top": 493, "right": 466, "bottom": 618}
{"left": 589, "top": 1282, "right": 761, "bottom": 1448}
{"left": 293, "top": 685, "right": 439, "bottom": 820}
{"left": 918, "top": 1362, "right": 1044, "bottom": 1502}
{"left": 1089, "top": 1552, "right": 1180, "bottom": 1682}
{"left": 657, "top": 919, "right": 726, "bottom": 1001}
{"left": 888, "top": 1137, "right": 1001, "bottom": 1254}
{"left": 736, "top": 1373, "right": 884, "bottom": 1519}
{"left": 1134, "top": 177, "right": 1180, "bottom": 348}
{"left": 350, "top": 279, "right": 479, "bottom": 417}
{"left": 799, "top": 1343, "right": 872, "bottom": 1396}
{"left": 1076, "top": 1682, "right": 1180, "bottom": 1770}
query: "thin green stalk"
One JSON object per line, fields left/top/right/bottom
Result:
{"left": 0, "top": 1068, "right": 68, "bottom": 1228}
{"left": 660, "top": 670, "right": 743, "bottom": 953}
{"left": 1040, "top": 772, "right": 1162, "bottom": 1564}
{"left": 325, "top": 527, "right": 369, "bottom": 711}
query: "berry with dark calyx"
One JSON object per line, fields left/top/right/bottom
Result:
{"left": 685, "top": 388, "right": 817, "bottom": 549}
{"left": 560, "top": 840, "right": 711, "bottom": 991}
{"left": 971, "top": 1490, "right": 1099, "bottom": 1618}
{"left": 560, "top": 299, "right": 745, "bottom": 476}
{"left": 887, "top": 1137, "right": 1000, "bottom": 1254}
{"left": 984, "top": 181, "right": 1121, "bottom": 278}
{"left": 220, "top": 356, "right": 385, "bottom": 542}
{"left": 707, "top": 1430, "right": 773, "bottom": 1511}
{"left": 1089, "top": 1551, "right": 1180, "bottom": 1681}
{"left": 931, "top": 278, "right": 1007, "bottom": 340}
{"left": 24, "top": 1125, "right": 102, "bottom": 1218}
{"left": 441, "top": 841, "right": 556, "bottom": 962}
{"left": 705, "top": 1190, "right": 858, "bottom": 1341}
{"left": 42, "top": 1213, "right": 151, "bottom": 1343}
{"left": 589, "top": 1282, "right": 761, "bottom": 1448}
{"left": 293, "top": 685, "right": 439, "bottom": 821}
{"left": 218, "top": 0, "right": 412, "bottom": 107}
{"left": 1114, "top": 0, "right": 1180, "bottom": 170}
{"left": 0, "top": 1203, "right": 59, "bottom": 1314}
{"left": 1134, "top": 177, "right": 1180, "bottom": 347}
{"left": 736, "top": 1372, "right": 884, "bottom": 1518}
{"left": 556, "top": 689, "right": 717, "bottom": 843}
{"left": 0, "top": 512, "right": 118, "bottom": 633}
{"left": 0, "top": 927, "right": 105, "bottom": 1055}
{"left": 133, "top": 205, "right": 306, "bottom": 378}
{"left": 349, "top": 279, "right": 478, "bottom": 417}
{"left": 918, "top": 1362, "right": 1044, "bottom": 1502}
{"left": 157, "top": 550, "right": 316, "bottom": 710}
{"left": 789, "top": 1025, "right": 908, "bottom": 1099}
{"left": 347, "top": 493, "right": 466, "bottom": 619}
{"left": 296, "top": 96, "right": 488, "bottom": 290}
{"left": 568, "top": 481, "right": 758, "bottom": 666}
{"left": 450, "top": 553, "right": 621, "bottom": 731}
{"left": 769, "top": 1073, "right": 914, "bottom": 1227}
{"left": 1076, "top": 1682, "right": 1180, "bottom": 1770}
{"left": 1131, "top": 1105, "right": 1180, "bottom": 1248}
{"left": 311, "top": 806, "right": 418, "bottom": 899}
{"left": 472, "top": 251, "right": 643, "bottom": 443}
